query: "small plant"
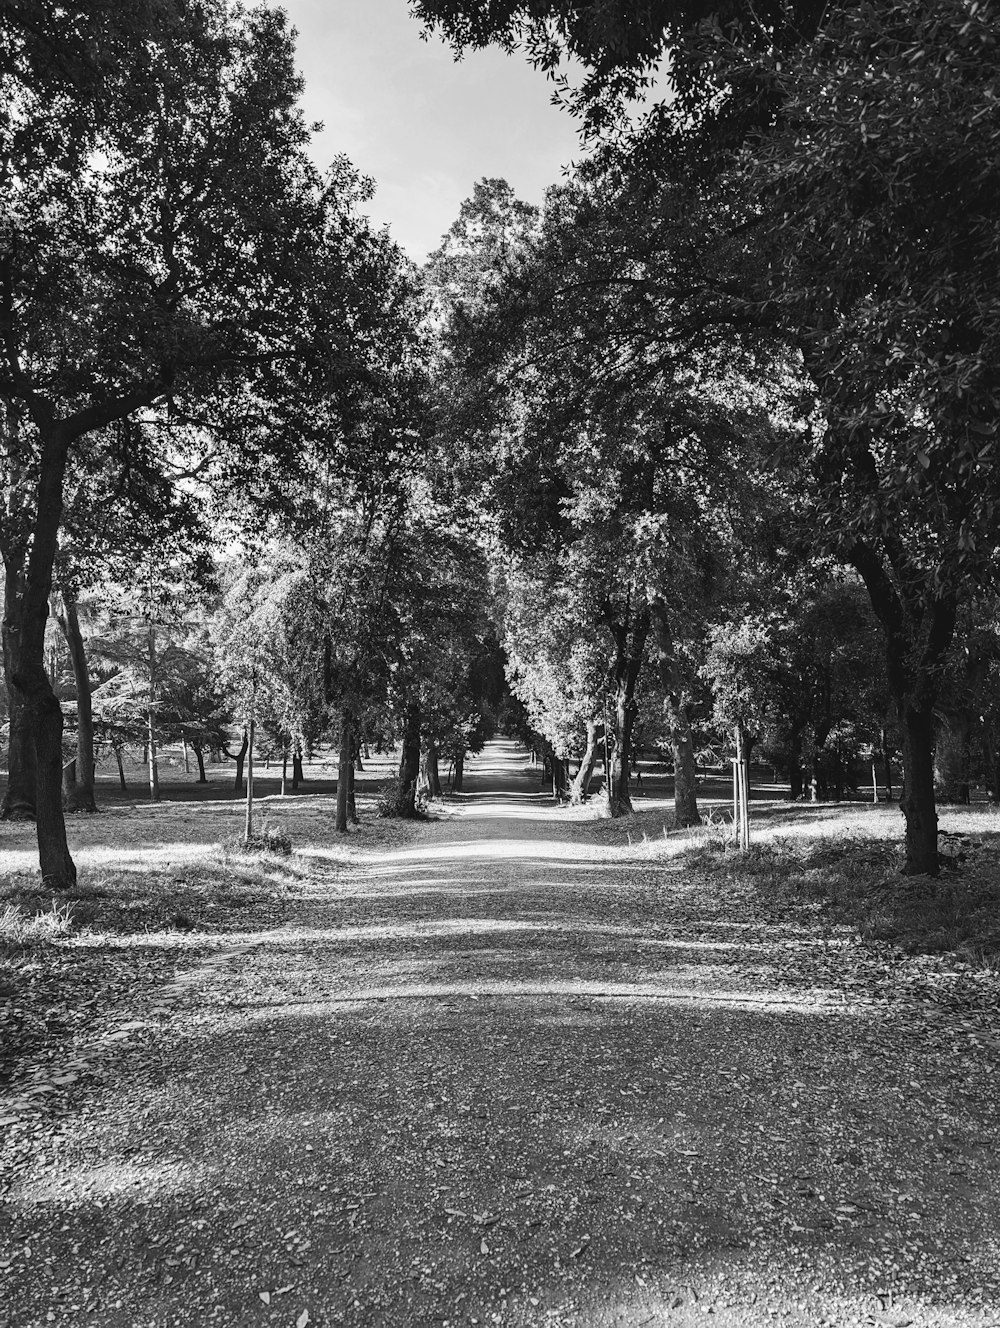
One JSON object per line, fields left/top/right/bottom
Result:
{"left": 0, "top": 901, "right": 76, "bottom": 943}
{"left": 223, "top": 820, "right": 292, "bottom": 856}
{"left": 375, "top": 775, "right": 404, "bottom": 818}
{"left": 375, "top": 776, "right": 431, "bottom": 819}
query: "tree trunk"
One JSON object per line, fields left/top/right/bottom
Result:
{"left": 347, "top": 753, "right": 358, "bottom": 824}
{"left": 244, "top": 713, "right": 256, "bottom": 842}
{"left": 569, "top": 720, "right": 600, "bottom": 804}
{"left": 292, "top": 742, "right": 304, "bottom": 788}
{"left": 1, "top": 563, "right": 37, "bottom": 820}
{"left": 146, "top": 624, "right": 160, "bottom": 803}
{"left": 605, "top": 609, "right": 649, "bottom": 819}
{"left": 649, "top": 598, "right": 698, "bottom": 826}
{"left": 336, "top": 709, "right": 352, "bottom": 833}
{"left": 227, "top": 730, "right": 248, "bottom": 794}
{"left": 786, "top": 727, "right": 804, "bottom": 801}
{"left": 114, "top": 742, "right": 127, "bottom": 791}
{"left": 193, "top": 742, "right": 207, "bottom": 784}
{"left": 666, "top": 694, "right": 699, "bottom": 827}
{"left": 422, "top": 742, "right": 442, "bottom": 799}
{"left": 850, "top": 544, "right": 956, "bottom": 877}
{"left": 453, "top": 750, "right": 465, "bottom": 793}
{"left": 552, "top": 754, "right": 571, "bottom": 802}
{"left": 900, "top": 702, "right": 939, "bottom": 876}
{"left": 397, "top": 700, "right": 421, "bottom": 816}
{"left": 57, "top": 589, "right": 97, "bottom": 812}
{"left": 280, "top": 748, "right": 288, "bottom": 796}
{"left": 182, "top": 738, "right": 190, "bottom": 775}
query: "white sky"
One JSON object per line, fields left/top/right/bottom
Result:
{"left": 275, "top": 0, "right": 582, "bottom": 260}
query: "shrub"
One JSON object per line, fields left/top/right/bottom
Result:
{"left": 376, "top": 775, "right": 430, "bottom": 819}
{"left": 223, "top": 821, "right": 293, "bottom": 856}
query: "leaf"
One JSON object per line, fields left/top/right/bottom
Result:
{"left": 258, "top": 1291, "right": 270, "bottom": 1305}
{"left": 480, "top": 1238, "right": 489, "bottom": 1255}
{"left": 296, "top": 1312, "right": 310, "bottom": 1328}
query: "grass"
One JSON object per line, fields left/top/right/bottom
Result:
{"left": 633, "top": 801, "right": 1000, "bottom": 966}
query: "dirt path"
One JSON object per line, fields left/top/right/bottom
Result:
{"left": 2, "top": 741, "right": 999, "bottom": 1328}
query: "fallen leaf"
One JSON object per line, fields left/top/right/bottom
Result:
{"left": 258, "top": 1291, "right": 270, "bottom": 1305}
{"left": 296, "top": 1312, "right": 310, "bottom": 1328}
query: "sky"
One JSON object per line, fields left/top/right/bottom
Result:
{"left": 273, "top": 0, "right": 583, "bottom": 261}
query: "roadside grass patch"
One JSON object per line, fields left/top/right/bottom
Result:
{"left": 656, "top": 802, "right": 1000, "bottom": 964}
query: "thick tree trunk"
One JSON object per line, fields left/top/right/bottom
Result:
{"left": 666, "top": 694, "right": 699, "bottom": 827}
{"left": 336, "top": 710, "right": 352, "bottom": 833}
{"left": 850, "top": 544, "right": 957, "bottom": 877}
{"left": 57, "top": 590, "right": 96, "bottom": 812}
{"left": 193, "top": 742, "right": 207, "bottom": 783}
{"left": 606, "top": 608, "right": 649, "bottom": 819}
{"left": 422, "top": 742, "right": 442, "bottom": 799}
{"left": 1, "top": 563, "right": 37, "bottom": 820}
{"left": 9, "top": 425, "right": 77, "bottom": 887}
{"left": 569, "top": 720, "right": 600, "bottom": 804}
{"left": 397, "top": 700, "right": 421, "bottom": 816}
{"left": 453, "top": 750, "right": 465, "bottom": 793}
{"left": 900, "top": 703, "right": 939, "bottom": 875}
{"left": 650, "top": 598, "right": 698, "bottom": 826}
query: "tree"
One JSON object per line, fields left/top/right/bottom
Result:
{"left": 1, "top": 0, "right": 416, "bottom": 885}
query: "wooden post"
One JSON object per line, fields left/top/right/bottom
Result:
{"left": 735, "top": 726, "right": 751, "bottom": 850}
{"left": 244, "top": 712, "right": 255, "bottom": 843}
{"left": 732, "top": 755, "right": 740, "bottom": 841}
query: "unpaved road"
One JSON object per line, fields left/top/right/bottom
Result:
{"left": 2, "top": 741, "right": 999, "bottom": 1327}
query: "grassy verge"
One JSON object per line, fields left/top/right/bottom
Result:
{"left": 622, "top": 800, "right": 1000, "bottom": 965}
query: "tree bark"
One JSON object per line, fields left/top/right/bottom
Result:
{"left": 569, "top": 720, "right": 600, "bottom": 804}
{"left": 291, "top": 742, "right": 304, "bottom": 788}
{"left": 57, "top": 589, "right": 97, "bottom": 812}
{"left": 336, "top": 709, "right": 352, "bottom": 833}
{"left": 9, "top": 424, "right": 77, "bottom": 886}
{"left": 900, "top": 702, "right": 939, "bottom": 875}
{"left": 225, "top": 730, "right": 249, "bottom": 794}
{"left": 422, "top": 742, "right": 442, "bottom": 799}
{"left": 113, "top": 741, "right": 127, "bottom": 791}
{"left": 552, "top": 754, "right": 571, "bottom": 802}
{"left": 347, "top": 751, "right": 358, "bottom": 824}
{"left": 397, "top": 700, "right": 421, "bottom": 816}
{"left": 1, "top": 563, "right": 36, "bottom": 820}
{"left": 649, "top": 598, "right": 699, "bottom": 826}
{"left": 605, "top": 607, "right": 649, "bottom": 819}
{"left": 453, "top": 750, "right": 465, "bottom": 793}
{"left": 280, "top": 747, "right": 288, "bottom": 796}
{"left": 193, "top": 742, "right": 207, "bottom": 783}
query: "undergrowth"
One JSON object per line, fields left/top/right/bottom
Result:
{"left": 672, "top": 822, "right": 1000, "bottom": 965}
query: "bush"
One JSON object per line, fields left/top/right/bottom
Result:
{"left": 223, "top": 821, "right": 293, "bottom": 856}
{"left": 376, "top": 775, "right": 430, "bottom": 819}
